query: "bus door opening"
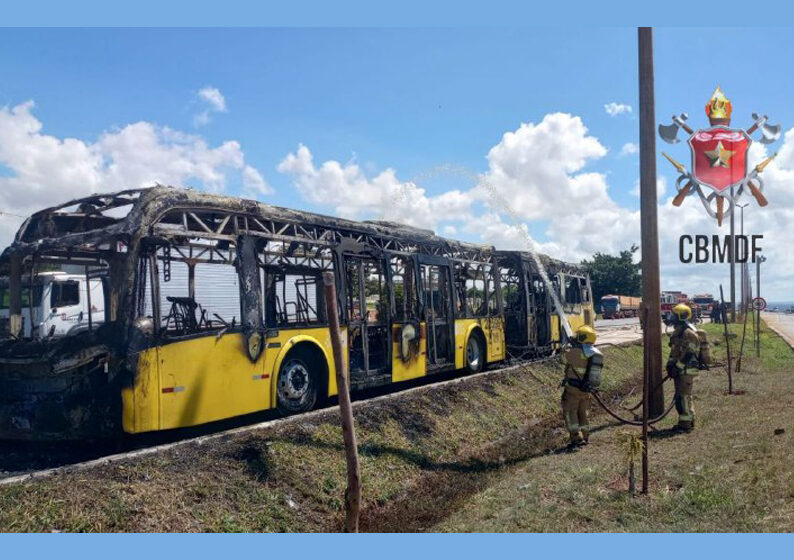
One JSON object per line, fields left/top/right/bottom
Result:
{"left": 344, "top": 256, "right": 389, "bottom": 374}
{"left": 418, "top": 257, "right": 454, "bottom": 368}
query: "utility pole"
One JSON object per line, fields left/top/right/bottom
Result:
{"left": 729, "top": 191, "right": 736, "bottom": 322}
{"left": 756, "top": 255, "right": 766, "bottom": 357}
{"left": 737, "top": 203, "right": 749, "bottom": 314}
{"left": 322, "top": 272, "right": 362, "bottom": 532}
{"left": 638, "top": 27, "right": 664, "bottom": 494}
{"left": 720, "top": 285, "right": 734, "bottom": 394}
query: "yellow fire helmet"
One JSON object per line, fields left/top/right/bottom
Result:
{"left": 575, "top": 325, "right": 597, "bottom": 345}
{"left": 672, "top": 303, "right": 693, "bottom": 322}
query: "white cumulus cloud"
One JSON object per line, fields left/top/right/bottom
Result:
{"left": 605, "top": 102, "right": 632, "bottom": 117}
{"left": 277, "top": 144, "right": 473, "bottom": 231}
{"left": 469, "top": 113, "right": 640, "bottom": 262}
{"left": 0, "top": 100, "right": 270, "bottom": 246}
{"left": 276, "top": 112, "right": 794, "bottom": 299}
{"left": 194, "top": 86, "right": 228, "bottom": 127}
{"left": 5, "top": 98, "right": 793, "bottom": 300}
{"left": 620, "top": 142, "right": 639, "bottom": 156}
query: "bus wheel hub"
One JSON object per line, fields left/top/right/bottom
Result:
{"left": 280, "top": 360, "right": 309, "bottom": 400}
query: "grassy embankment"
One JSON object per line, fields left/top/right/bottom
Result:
{"left": 438, "top": 321, "right": 794, "bottom": 532}
{"left": 0, "top": 320, "right": 790, "bottom": 532}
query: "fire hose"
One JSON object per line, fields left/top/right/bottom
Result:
{"left": 507, "top": 348, "right": 678, "bottom": 427}
{"left": 618, "top": 374, "right": 670, "bottom": 412}
{"left": 591, "top": 388, "right": 676, "bottom": 427}
{"left": 590, "top": 374, "right": 676, "bottom": 427}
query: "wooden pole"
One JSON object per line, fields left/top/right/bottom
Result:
{"left": 736, "top": 287, "right": 749, "bottom": 374}
{"left": 638, "top": 27, "right": 665, "bottom": 421}
{"left": 756, "top": 256, "right": 765, "bottom": 357}
{"left": 729, "top": 189, "right": 736, "bottom": 322}
{"left": 641, "top": 305, "right": 650, "bottom": 495}
{"left": 739, "top": 204, "right": 747, "bottom": 311}
{"left": 638, "top": 27, "right": 664, "bottom": 496}
{"left": 322, "top": 272, "right": 361, "bottom": 533}
{"left": 720, "top": 285, "right": 733, "bottom": 394}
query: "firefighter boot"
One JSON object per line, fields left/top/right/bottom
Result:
{"left": 567, "top": 432, "right": 586, "bottom": 449}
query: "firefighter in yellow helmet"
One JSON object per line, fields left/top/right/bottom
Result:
{"left": 560, "top": 325, "right": 604, "bottom": 448}
{"left": 666, "top": 303, "right": 701, "bottom": 432}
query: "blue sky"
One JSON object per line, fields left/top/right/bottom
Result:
{"left": 1, "top": 27, "right": 792, "bottom": 298}
{"left": 1, "top": 27, "right": 789, "bottom": 205}
{"left": 0, "top": 28, "right": 637, "bottom": 207}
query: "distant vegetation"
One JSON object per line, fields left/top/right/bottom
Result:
{"left": 581, "top": 245, "right": 642, "bottom": 306}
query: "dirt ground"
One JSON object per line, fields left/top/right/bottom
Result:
{"left": 0, "top": 321, "right": 790, "bottom": 532}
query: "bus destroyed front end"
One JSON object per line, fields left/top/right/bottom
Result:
{"left": 0, "top": 335, "right": 118, "bottom": 439}
{"left": 0, "top": 190, "right": 142, "bottom": 440}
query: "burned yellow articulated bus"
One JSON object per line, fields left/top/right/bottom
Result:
{"left": 0, "top": 186, "right": 591, "bottom": 440}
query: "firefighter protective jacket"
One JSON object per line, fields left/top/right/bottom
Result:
{"left": 562, "top": 343, "right": 603, "bottom": 390}
{"left": 668, "top": 323, "right": 701, "bottom": 372}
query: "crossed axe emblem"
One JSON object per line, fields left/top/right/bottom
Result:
{"left": 658, "top": 89, "right": 781, "bottom": 225}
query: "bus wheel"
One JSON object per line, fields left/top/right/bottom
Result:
{"left": 465, "top": 333, "right": 484, "bottom": 374}
{"left": 277, "top": 350, "right": 319, "bottom": 414}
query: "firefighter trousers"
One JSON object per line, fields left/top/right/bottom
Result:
{"left": 674, "top": 372, "right": 695, "bottom": 429}
{"left": 561, "top": 384, "right": 591, "bottom": 443}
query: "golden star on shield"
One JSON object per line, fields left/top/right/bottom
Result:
{"left": 704, "top": 141, "right": 734, "bottom": 168}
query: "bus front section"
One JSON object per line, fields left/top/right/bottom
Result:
{"left": 0, "top": 192, "right": 139, "bottom": 440}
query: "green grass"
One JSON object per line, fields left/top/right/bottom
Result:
{"left": 437, "top": 321, "right": 794, "bottom": 532}
{"left": 699, "top": 319, "right": 793, "bottom": 373}
{"left": 0, "top": 322, "right": 791, "bottom": 532}
{"left": 0, "top": 343, "right": 644, "bottom": 532}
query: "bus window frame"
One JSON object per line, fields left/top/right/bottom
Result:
{"left": 140, "top": 240, "right": 247, "bottom": 342}
{"left": 385, "top": 252, "right": 420, "bottom": 324}
{"left": 263, "top": 263, "right": 328, "bottom": 330}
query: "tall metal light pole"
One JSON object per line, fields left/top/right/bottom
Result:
{"left": 737, "top": 203, "right": 749, "bottom": 311}
{"left": 638, "top": 27, "right": 664, "bottom": 495}
{"left": 756, "top": 255, "right": 766, "bottom": 357}
{"left": 729, "top": 191, "right": 736, "bottom": 322}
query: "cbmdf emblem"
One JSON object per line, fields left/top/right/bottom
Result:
{"left": 658, "top": 87, "right": 781, "bottom": 225}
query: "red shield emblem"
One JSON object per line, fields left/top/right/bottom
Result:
{"left": 688, "top": 127, "right": 751, "bottom": 193}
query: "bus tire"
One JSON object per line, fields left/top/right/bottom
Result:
{"left": 465, "top": 331, "right": 485, "bottom": 374}
{"left": 276, "top": 347, "right": 321, "bottom": 415}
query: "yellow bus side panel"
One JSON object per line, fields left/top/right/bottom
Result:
{"left": 156, "top": 333, "right": 268, "bottom": 431}
{"left": 454, "top": 319, "right": 478, "bottom": 369}
{"left": 552, "top": 301, "right": 595, "bottom": 347}
{"left": 566, "top": 311, "right": 587, "bottom": 334}
{"left": 391, "top": 322, "right": 427, "bottom": 382}
{"left": 126, "top": 327, "right": 339, "bottom": 434}
{"left": 454, "top": 317, "right": 506, "bottom": 368}
{"left": 551, "top": 314, "right": 561, "bottom": 347}
{"left": 122, "top": 346, "right": 160, "bottom": 433}
{"left": 484, "top": 316, "right": 505, "bottom": 362}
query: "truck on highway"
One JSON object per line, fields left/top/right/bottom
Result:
{"left": 692, "top": 293, "right": 716, "bottom": 312}
{"left": 600, "top": 294, "right": 641, "bottom": 319}
{"left": 0, "top": 271, "right": 104, "bottom": 338}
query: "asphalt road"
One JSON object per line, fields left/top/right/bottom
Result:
{"left": 594, "top": 317, "right": 639, "bottom": 328}
{"left": 593, "top": 316, "right": 713, "bottom": 346}
{"left": 594, "top": 317, "right": 643, "bottom": 346}
{"left": 762, "top": 312, "right": 794, "bottom": 347}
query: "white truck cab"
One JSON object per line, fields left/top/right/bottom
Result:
{"left": 0, "top": 272, "right": 104, "bottom": 338}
